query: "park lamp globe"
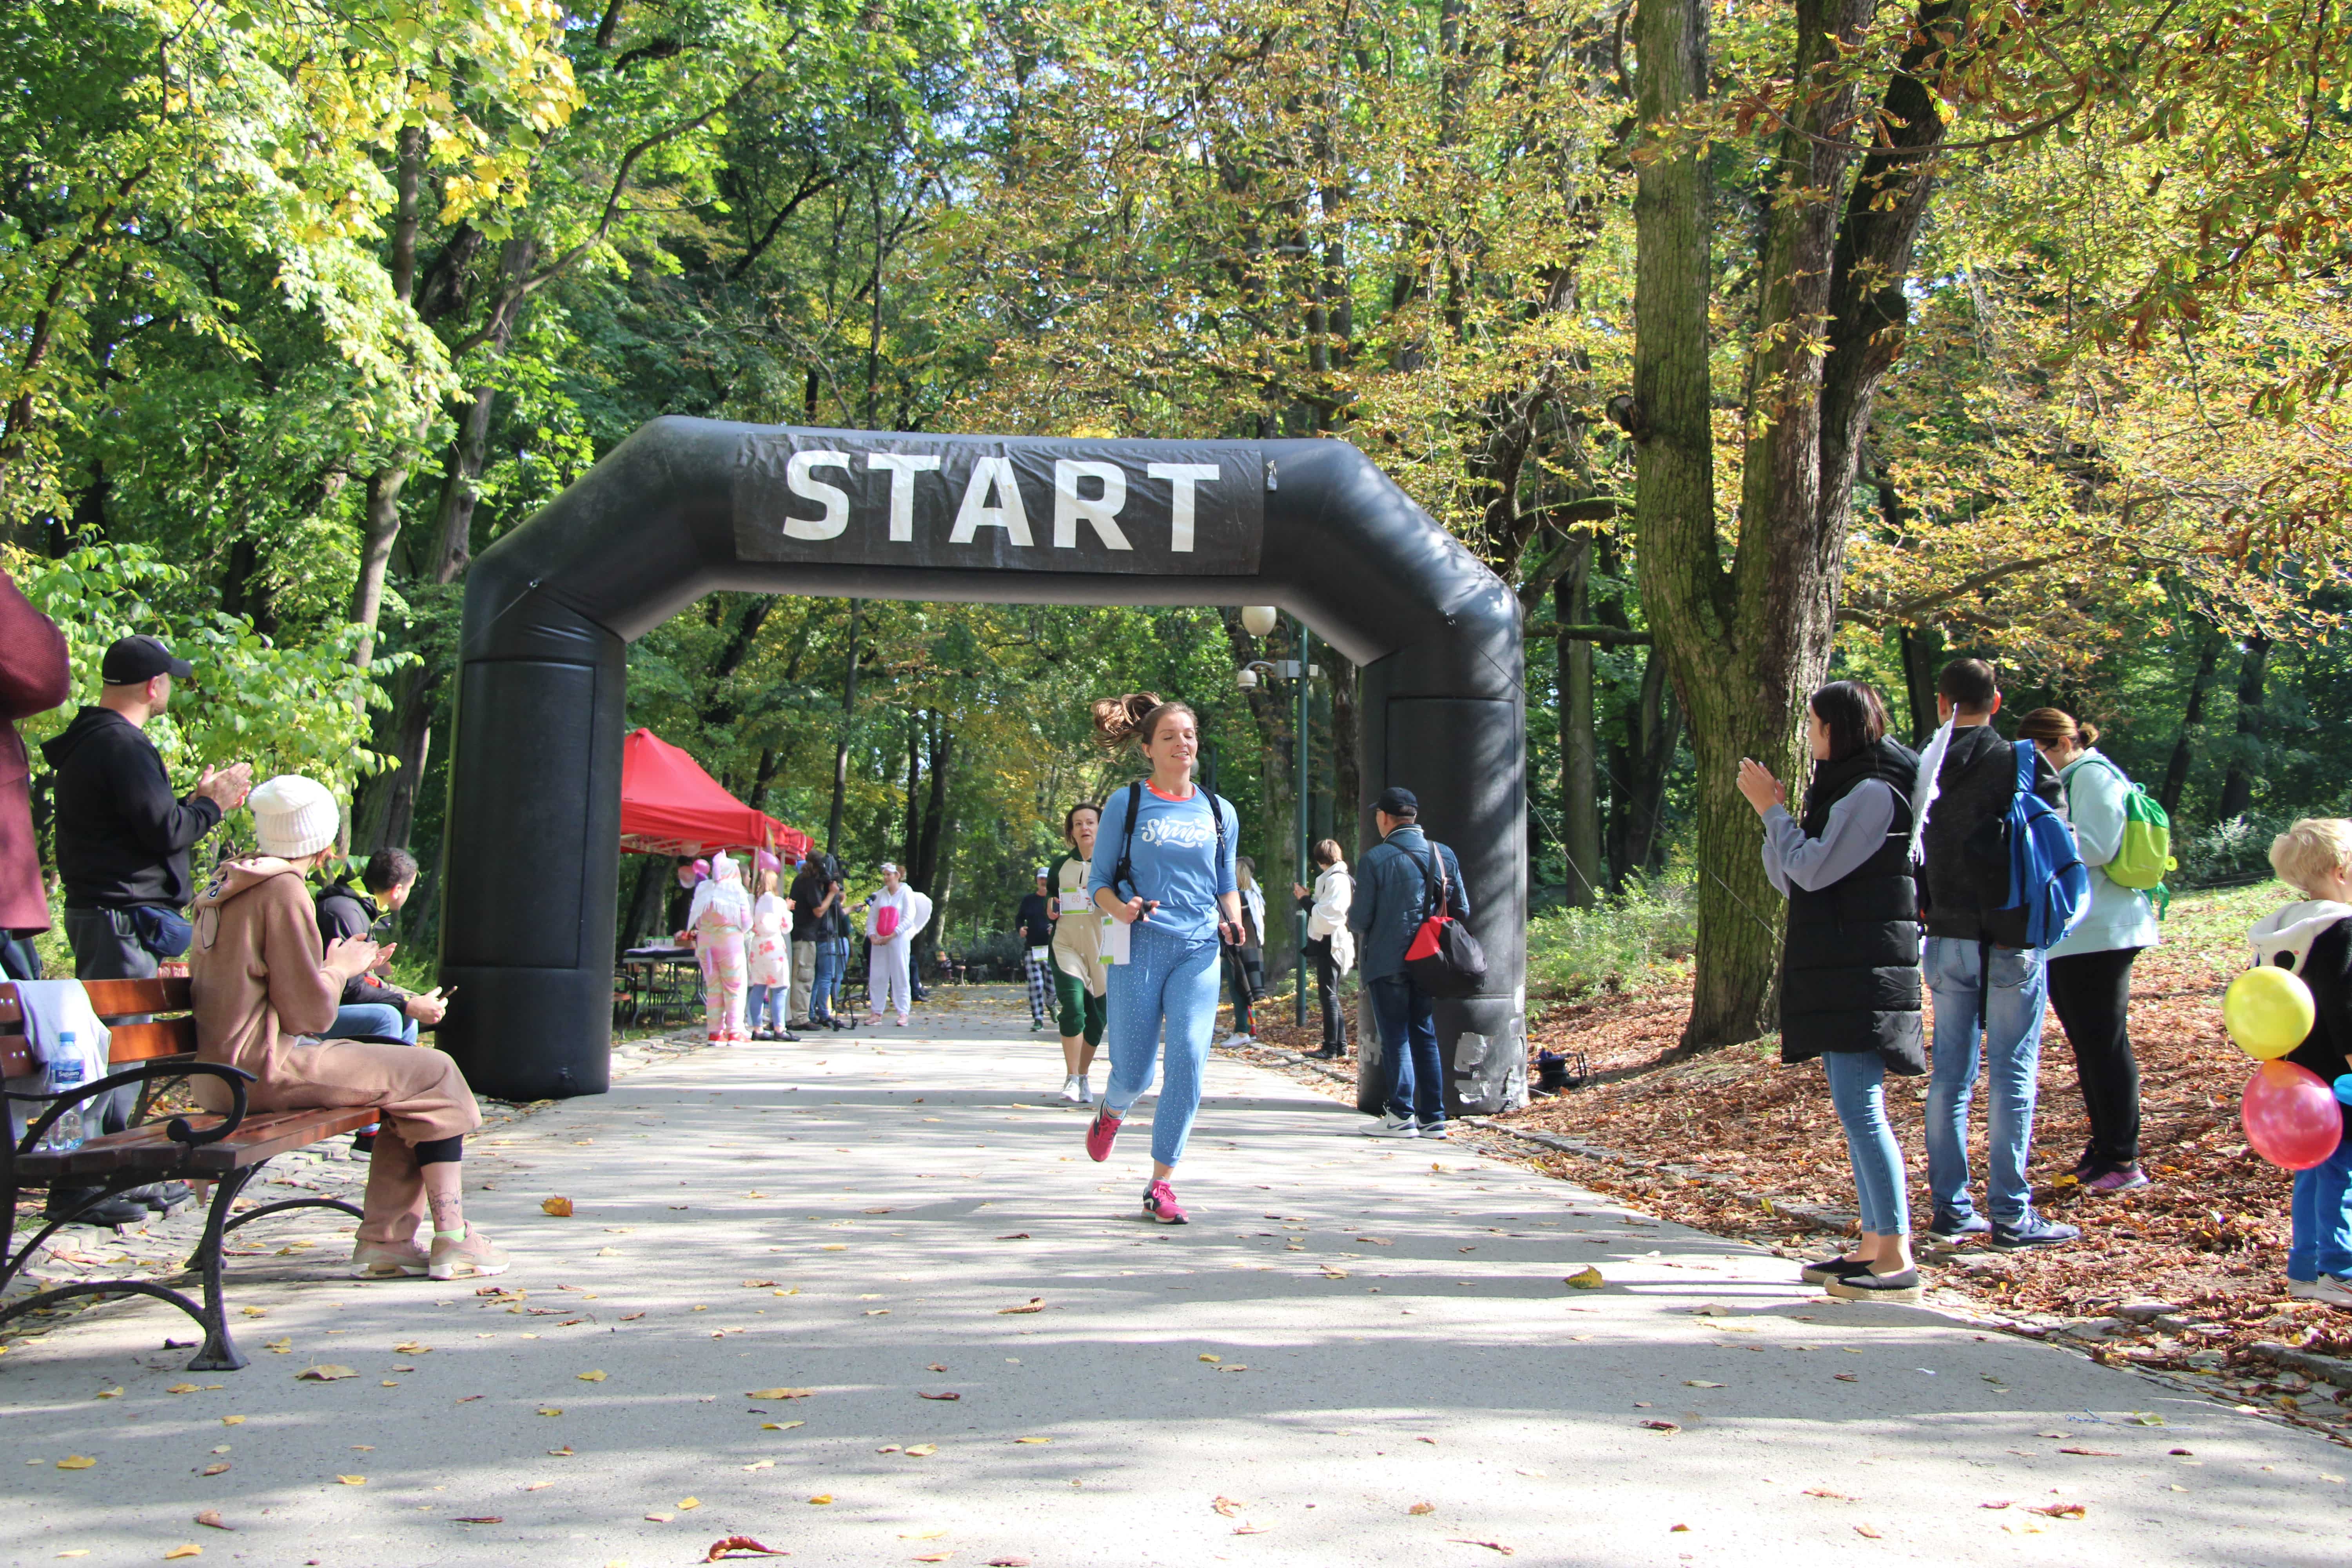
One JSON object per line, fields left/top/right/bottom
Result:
{"left": 1240, "top": 604, "right": 1279, "bottom": 638}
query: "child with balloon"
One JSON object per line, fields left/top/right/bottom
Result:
{"left": 2238, "top": 819, "right": 2352, "bottom": 1307}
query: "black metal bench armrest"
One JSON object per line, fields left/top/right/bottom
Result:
{"left": 6, "top": 1061, "right": 256, "bottom": 1155}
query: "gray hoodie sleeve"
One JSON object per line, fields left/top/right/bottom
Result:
{"left": 1760, "top": 779, "right": 1897, "bottom": 896}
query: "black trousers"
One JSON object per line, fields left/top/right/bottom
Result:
{"left": 2045, "top": 945, "right": 2143, "bottom": 1169}
{"left": 1227, "top": 944, "right": 1264, "bottom": 1033}
{"left": 1306, "top": 935, "right": 1346, "bottom": 1050}
{"left": 64, "top": 908, "right": 148, "bottom": 1138}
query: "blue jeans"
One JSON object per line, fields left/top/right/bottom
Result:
{"left": 1368, "top": 972, "right": 1445, "bottom": 1127}
{"left": 813, "top": 939, "right": 846, "bottom": 1022}
{"left": 2289, "top": 1109, "right": 2352, "bottom": 1281}
{"left": 1824, "top": 1051, "right": 1908, "bottom": 1236}
{"left": 746, "top": 984, "right": 785, "bottom": 1030}
{"left": 1924, "top": 936, "right": 2047, "bottom": 1225}
{"left": 1102, "top": 922, "right": 1222, "bottom": 1168}
{"left": 324, "top": 1002, "right": 417, "bottom": 1047}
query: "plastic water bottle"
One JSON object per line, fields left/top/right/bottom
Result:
{"left": 44, "top": 1038, "right": 85, "bottom": 1152}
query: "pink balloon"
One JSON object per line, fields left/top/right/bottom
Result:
{"left": 2241, "top": 1060, "right": 2348, "bottom": 1171}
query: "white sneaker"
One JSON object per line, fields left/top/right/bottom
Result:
{"left": 1077, "top": 1076, "right": 1093, "bottom": 1105}
{"left": 2287, "top": 1274, "right": 2352, "bottom": 1306}
{"left": 1222, "top": 1032, "right": 1254, "bottom": 1047}
{"left": 1362, "top": 1113, "right": 1420, "bottom": 1139}
{"left": 1060, "top": 1075, "right": 1085, "bottom": 1105}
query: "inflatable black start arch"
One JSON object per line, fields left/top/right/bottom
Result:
{"left": 436, "top": 418, "right": 1526, "bottom": 1117}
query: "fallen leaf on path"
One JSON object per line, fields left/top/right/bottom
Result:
{"left": 537, "top": 1407, "right": 564, "bottom": 1417}
{"left": 748, "top": 1388, "right": 814, "bottom": 1400}
{"left": 985, "top": 1559, "right": 1031, "bottom": 1566}
{"left": 920, "top": 1391, "right": 961, "bottom": 1400}
{"left": 2056, "top": 1447, "right": 2117, "bottom": 1457}
{"left": 1834, "top": 1374, "right": 1858, "bottom": 1383}
{"left": 336, "top": 1475, "right": 366, "bottom": 1486}
{"left": 192, "top": 1512, "right": 230, "bottom": 1531}
{"left": 1231, "top": 1525, "right": 1267, "bottom": 1536}
{"left": 1446, "top": 1539, "right": 1514, "bottom": 1555}
{"left": 1980, "top": 1501, "right": 2012, "bottom": 1510}
{"left": 1639, "top": 1420, "right": 1680, "bottom": 1434}
{"left": 1803, "top": 1489, "right": 1852, "bottom": 1501}
{"left": 1212, "top": 1497, "right": 1245, "bottom": 1517}
{"left": 220, "top": 1417, "right": 243, "bottom": 1426}
{"left": 548, "top": 1446, "right": 575, "bottom": 1457}
{"left": 995, "top": 1233, "right": 1031, "bottom": 1240}
{"left": 200, "top": 1463, "right": 230, "bottom": 1477}
{"left": 163, "top": 1549, "right": 203, "bottom": 1561}
{"left": 1199, "top": 1354, "right": 1222, "bottom": 1364}
{"left": 901, "top": 1530, "right": 949, "bottom": 1540}
{"left": 1013, "top": 1437, "right": 1051, "bottom": 1445}
{"left": 743, "top": 1280, "right": 779, "bottom": 1288}
{"left": 296, "top": 1366, "right": 356, "bottom": 1382}
{"left": 1563, "top": 1267, "right": 1603, "bottom": 1290}
{"left": 1684, "top": 1381, "right": 1725, "bottom": 1388}
{"left": 577, "top": 1370, "right": 607, "bottom": 1382}
{"left": 393, "top": 1341, "right": 431, "bottom": 1354}
{"left": 679, "top": 1497, "right": 701, "bottom": 1510}
{"left": 263, "top": 1340, "right": 291, "bottom": 1354}
{"left": 1854, "top": 1524, "right": 1883, "bottom": 1539}
{"left": 2028, "top": 1503, "right": 2085, "bottom": 1520}
{"left": 704, "top": 1537, "right": 789, "bottom": 1560}
{"left": 903, "top": 1444, "right": 937, "bottom": 1457}
{"left": 620, "top": 1312, "right": 645, "bottom": 1321}
{"left": 56, "top": 1456, "right": 95, "bottom": 1470}
{"left": 646, "top": 1513, "right": 675, "bottom": 1524}
{"left": 996, "top": 1298, "right": 1045, "bottom": 1315}
{"left": 94, "top": 1387, "right": 122, "bottom": 1399}
{"left": 542, "top": 1196, "right": 573, "bottom": 1216}
{"left": 1408, "top": 1502, "right": 1435, "bottom": 1515}
{"left": 807, "top": 1494, "right": 833, "bottom": 1505}
{"left": 1689, "top": 1304, "right": 1733, "bottom": 1316}
{"left": 760, "top": 1421, "right": 806, "bottom": 1431}
{"left": 742, "top": 1461, "right": 775, "bottom": 1472}
{"left": 166, "top": 1383, "right": 201, "bottom": 1394}
{"left": 454, "top": 1517, "right": 503, "bottom": 1525}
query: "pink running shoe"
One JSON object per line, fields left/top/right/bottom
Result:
{"left": 1143, "top": 1180, "right": 1188, "bottom": 1224}
{"left": 1085, "top": 1107, "right": 1123, "bottom": 1162}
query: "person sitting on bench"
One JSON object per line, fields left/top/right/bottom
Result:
{"left": 189, "top": 775, "right": 508, "bottom": 1282}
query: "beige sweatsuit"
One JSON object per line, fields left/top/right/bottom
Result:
{"left": 189, "top": 857, "right": 480, "bottom": 1244}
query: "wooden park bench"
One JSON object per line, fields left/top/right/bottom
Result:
{"left": 1, "top": 977, "right": 373, "bottom": 1371}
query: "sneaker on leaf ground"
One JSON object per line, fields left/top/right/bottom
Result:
{"left": 1143, "top": 1180, "right": 1189, "bottom": 1224}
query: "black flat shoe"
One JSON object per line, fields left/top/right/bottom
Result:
{"left": 45, "top": 1190, "right": 149, "bottom": 1229}
{"left": 1826, "top": 1267, "right": 1923, "bottom": 1302}
{"left": 1799, "top": 1254, "right": 1874, "bottom": 1285}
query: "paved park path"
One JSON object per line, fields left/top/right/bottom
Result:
{"left": 5, "top": 991, "right": 2347, "bottom": 1567}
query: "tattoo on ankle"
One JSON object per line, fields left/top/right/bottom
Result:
{"left": 428, "top": 1194, "right": 463, "bottom": 1234}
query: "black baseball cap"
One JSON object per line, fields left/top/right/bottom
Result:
{"left": 1375, "top": 786, "right": 1419, "bottom": 817}
{"left": 102, "top": 634, "right": 192, "bottom": 685}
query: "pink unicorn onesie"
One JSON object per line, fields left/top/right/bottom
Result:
{"left": 689, "top": 852, "right": 754, "bottom": 1042}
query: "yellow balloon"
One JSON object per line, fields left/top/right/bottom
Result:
{"left": 2224, "top": 966, "right": 2315, "bottom": 1060}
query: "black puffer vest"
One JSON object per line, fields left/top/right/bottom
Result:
{"left": 1779, "top": 737, "right": 1927, "bottom": 1074}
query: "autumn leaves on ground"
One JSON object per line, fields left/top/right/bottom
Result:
{"left": 1254, "top": 881, "right": 2347, "bottom": 1403}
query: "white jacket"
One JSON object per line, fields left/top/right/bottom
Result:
{"left": 2248, "top": 899, "right": 2352, "bottom": 975}
{"left": 1307, "top": 864, "right": 1355, "bottom": 974}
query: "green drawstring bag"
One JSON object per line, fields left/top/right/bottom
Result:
{"left": 2080, "top": 756, "right": 2174, "bottom": 911}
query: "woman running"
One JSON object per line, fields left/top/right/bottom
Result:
{"left": 1083, "top": 693, "right": 1245, "bottom": 1223}
{"left": 1050, "top": 802, "right": 1108, "bottom": 1104}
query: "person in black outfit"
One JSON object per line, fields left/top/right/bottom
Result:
{"left": 1740, "top": 681, "right": 1924, "bottom": 1301}
{"left": 1016, "top": 871, "right": 1056, "bottom": 1030}
{"left": 38, "top": 635, "right": 251, "bottom": 1226}
{"left": 316, "top": 848, "right": 446, "bottom": 1042}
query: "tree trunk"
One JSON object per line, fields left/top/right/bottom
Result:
{"left": 827, "top": 600, "right": 862, "bottom": 857}
{"left": 621, "top": 855, "right": 669, "bottom": 954}
{"left": 2158, "top": 628, "right": 2225, "bottom": 817}
{"left": 1632, "top": 0, "right": 1953, "bottom": 1049}
{"left": 1898, "top": 623, "right": 1945, "bottom": 744}
{"left": 2216, "top": 633, "right": 2272, "bottom": 820}
{"left": 1609, "top": 642, "right": 1681, "bottom": 886}
{"left": 1325, "top": 645, "right": 1362, "bottom": 858}
{"left": 1556, "top": 542, "right": 1601, "bottom": 906}
{"left": 349, "top": 126, "right": 426, "bottom": 670}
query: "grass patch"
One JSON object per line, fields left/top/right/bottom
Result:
{"left": 1525, "top": 874, "right": 1695, "bottom": 1011}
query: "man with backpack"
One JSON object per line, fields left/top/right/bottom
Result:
{"left": 1914, "top": 659, "right": 2081, "bottom": 1249}
{"left": 1348, "top": 786, "right": 1470, "bottom": 1140}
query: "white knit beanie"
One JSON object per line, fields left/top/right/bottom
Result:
{"left": 248, "top": 775, "right": 341, "bottom": 859}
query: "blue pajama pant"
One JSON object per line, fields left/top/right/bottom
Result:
{"left": 2288, "top": 1109, "right": 2352, "bottom": 1282}
{"left": 1102, "top": 922, "right": 1222, "bottom": 1168}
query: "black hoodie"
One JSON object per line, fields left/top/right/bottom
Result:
{"left": 40, "top": 706, "right": 222, "bottom": 910}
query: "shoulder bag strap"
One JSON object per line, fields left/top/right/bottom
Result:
{"left": 1113, "top": 779, "right": 1145, "bottom": 900}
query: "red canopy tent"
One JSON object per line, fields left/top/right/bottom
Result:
{"left": 617, "top": 727, "right": 810, "bottom": 861}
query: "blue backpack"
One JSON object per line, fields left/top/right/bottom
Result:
{"left": 1988, "top": 739, "right": 2091, "bottom": 949}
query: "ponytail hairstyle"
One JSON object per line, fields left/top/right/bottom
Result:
{"left": 2016, "top": 707, "right": 2096, "bottom": 750}
{"left": 1091, "top": 691, "right": 1198, "bottom": 753}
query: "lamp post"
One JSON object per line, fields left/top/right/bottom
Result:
{"left": 1235, "top": 606, "right": 1315, "bottom": 1030}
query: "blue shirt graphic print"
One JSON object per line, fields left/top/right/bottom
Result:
{"left": 1086, "top": 782, "right": 1240, "bottom": 942}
